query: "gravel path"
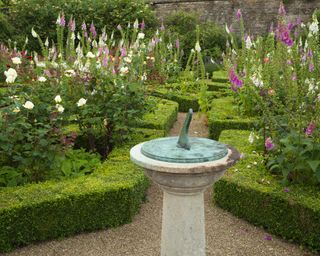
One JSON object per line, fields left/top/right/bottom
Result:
{"left": 4, "top": 113, "right": 314, "bottom": 256}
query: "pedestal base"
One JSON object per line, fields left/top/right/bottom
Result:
{"left": 161, "top": 190, "right": 205, "bottom": 256}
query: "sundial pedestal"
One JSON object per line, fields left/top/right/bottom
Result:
{"left": 130, "top": 110, "right": 240, "bottom": 256}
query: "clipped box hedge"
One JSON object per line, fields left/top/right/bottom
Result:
{"left": 137, "top": 97, "right": 178, "bottom": 134}
{"left": 208, "top": 97, "right": 256, "bottom": 140}
{"left": 212, "top": 70, "right": 228, "bottom": 83}
{"left": 0, "top": 116, "right": 169, "bottom": 252}
{"left": 214, "top": 130, "right": 320, "bottom": 252}
{"left": 151, "top": 87, "right": 225, "bottom": 112}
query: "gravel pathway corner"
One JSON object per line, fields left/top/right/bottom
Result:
{"left": 4, "top": 113, "right": 315, "bottom": 256}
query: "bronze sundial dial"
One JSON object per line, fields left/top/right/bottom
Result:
{"left": 141, "top": 109, "right": 228, "bottom": 163}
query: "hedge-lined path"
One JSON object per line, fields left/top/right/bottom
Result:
{"left": 5, "top": 113, "right": 313, "bottom": 256}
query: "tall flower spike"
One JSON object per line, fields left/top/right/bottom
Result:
{"left": 236, "top": 9, "right": 242, "bottom": 20}
{"left": 68, "top": 18, "right": 76, "bottom": 32}
{"left": 140, "top": 20, "right": 145, "bottom": 30}
{"left": 278, "top": 2, "right": 286, "bottom": 16}
{"left": 90, "top": 22, "right": 97, "bottom": 38}
{"left": 134, "top": 19, "right": 139, "bottom": 29}
{"left": 81, "top": 21, "right": 87, "bottom": 31}
{"left": 60, "top": 13, "right": 66, "bottom": 27}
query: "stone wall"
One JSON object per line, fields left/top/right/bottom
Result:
{"left": 149, "top": 0, "right": 320, "bottom": 34}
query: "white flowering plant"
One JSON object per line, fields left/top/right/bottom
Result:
{"left": 0, "top": 83, "right": 75, "bottom": 184}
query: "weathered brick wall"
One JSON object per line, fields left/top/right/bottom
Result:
{"left": 149, "top": 0, "right": 320, "bottom": 34}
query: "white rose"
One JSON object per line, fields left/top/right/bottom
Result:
{"left": 4, "top": 68, "right": 18, "bottom": 83}
{"left": 23, "top": 101, "right": 34, "bottom": 110}
{"left": 137, "top": 32, "right": 145, "bottom": 40}
{"left": 11, "top": 57, "right": 22, "bottom": 65}
{"left": 54, "top": 95, "right": 62, "bottom": 103}
{"left": 56, "top": 104, "right": 64, "bottom": 113}
{"left": 13, "top": 107, "right": 20, "bottom": 113}
{"left": 77, "top": 98, "right": 87, "bottom": 107}
{"left": 86, "top": 52, "right": 95, "bottom": 58}
{"left": 38, "top": 76, "right": 47, "bottom": 82}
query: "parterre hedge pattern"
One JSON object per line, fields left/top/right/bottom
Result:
{"left": 215, "top": 130, "right": 320, "bottom": 252}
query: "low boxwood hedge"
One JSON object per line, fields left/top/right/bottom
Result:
{"left": 0, "top": 109, "right": 171, "bottom": 252}
{"left": 137, "top": 97, "right": 178, "bottom": 134}
{"left": 151, "top": 87, "right": 225, "bottom": 112}
{"left": 208, "top": 97, "right": 257, "bottom": 140}
{"left": 214, "top": 130, "right": 320, "bottom": 252}
{"left": 212, "top": 70, "right": 228, "bottom": 83}
{"left": 206, "top": 81, "right": 230, "bottom": 92}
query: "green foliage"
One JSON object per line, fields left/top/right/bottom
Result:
{"left": 47, "top": 149, "right": 101, "bottom": 180}
{"left": 165, "top": 11, "right": 226, "bottom": 67}
{"left": 0, "top": 123, "right": 169, "bottom": 252}
{"left": 0, "top": 161, "right": 149, "bottom": 253}
{"left": 208, "top": 97, "right": 257, "bottom": 139}
{"left": 3, "top": 0, "right": 157, "bottom": 51}
{"left": 215, "top": 129, "right": 320, "bottom": 252}
{"left": 224, "top": 6, "right": 320, "bottom": 184}
{"left": 212, "top": 70, "right": 228, "bottom": 83}
{"left": 138, "top": 97, "right": 178, "bottom": 134}
{"left": 267, "top": 131, "right": 320, "bottom": 185}
{"left": 152, "top": 85, "right": 224, "bottom": 112}
{"left": 0, "top": 13, "right": 13, "bottom": 43}
{"left": 0, "top": 84, "right": 70, "bottom": 184}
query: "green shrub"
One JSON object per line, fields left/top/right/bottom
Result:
{"left": 0, "top": 12, "right": 13, "bottom": 43}
{"left": 0, "top": 161, "right": 149, "bottom": 252}
{"left": 165, "top": 11, "right": 226, "bottom": 67}
{"left": 215, "top": 129, "right": 320, "bottom": 252}
{"left": 138, "top": 97, "right": 178, "bottom": 134}
{"left": 0, "top": 126, "right": 167, "bottom": 253}
{"left": 212, "top": 70, "right": 228, "bottom": 83}
{"left": 208, "top": 97, "right": 256, "bottom": 139}
{"left": 151, "top": 85, "right": 226, "bottom": 112}
{"left": 3, "top": 0, "right": 157, "bottom": 51}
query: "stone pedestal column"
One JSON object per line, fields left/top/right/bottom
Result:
{"left": 161, "top": 190, "right": 205, "bottom": 256}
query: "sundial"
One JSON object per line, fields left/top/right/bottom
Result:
{"left": 130, "top": 108, "right": 240, "bottom": 256}
{"left": 141, "top": 109, "right": 228, "bottom": 163}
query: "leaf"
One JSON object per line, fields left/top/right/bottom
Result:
{"left": 61, "top": 160, "right": 72, "bottom": 177}
{"left": 307, "top": 160, "right": 320, "bottom": 173}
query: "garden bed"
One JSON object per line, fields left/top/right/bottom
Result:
{"left": 214, "top": 130, "right": 320, "bottom": 252}
{"left": 208, "top": 97, "right": 257, "bottom": 140}
{"left": 0, "top": 102, "right": 176, "bottom": 252}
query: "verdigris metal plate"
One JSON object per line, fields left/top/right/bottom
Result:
{"left": 141, "top": 136, "right": 228, "bottom": 163}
